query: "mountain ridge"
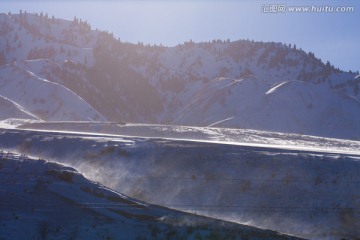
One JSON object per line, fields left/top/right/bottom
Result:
{"left": 0, "top": 12, "right": 359, "bottom": 139}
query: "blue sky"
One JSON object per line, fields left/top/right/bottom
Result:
{"left": 1, "top": 0, "right": 359, "bottom": 71}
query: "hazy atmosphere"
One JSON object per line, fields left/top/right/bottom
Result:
{"left": 1, "top": 1, "right": 360, "bottom": 239}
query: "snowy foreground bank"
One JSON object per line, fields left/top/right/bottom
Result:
{"left": 1, "top": 151, "right": 301, "bottom": 240}
{"left": 0, "top": 123, "right": 359, "bottom": 239}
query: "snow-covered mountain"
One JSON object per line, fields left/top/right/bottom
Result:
{"left": 0, "top": 61, "right": 105, "bottom": 121}
{"left": 1, "top": 151, "right": 303, "bottom": 240}
{"left": 0, "top": 12, "right": 359, "bottom": 139}
{"left": 2, "top": 11, "right": 360, "bottom": 240}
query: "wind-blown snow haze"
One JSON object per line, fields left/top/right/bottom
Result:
{"left": 0, "top": 10, "right": 359, "bottom": 240}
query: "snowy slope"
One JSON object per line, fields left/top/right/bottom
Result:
{"left": 0, "top": 13, "right": 95, "bottom": 66}
{"left": 0, "top": 127, "right": 359, "bottom": 240}
{"left": 0, "top": 151, "right": 302, "bottom": 240}
{"left": 0, "top": 62, "right": 105, "bottom": 121}
{"left": 173, "top": 78, "right": 360, "bottom": 139}
{"left": 0, "top": 94, "right": 38, "bottom": 120}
